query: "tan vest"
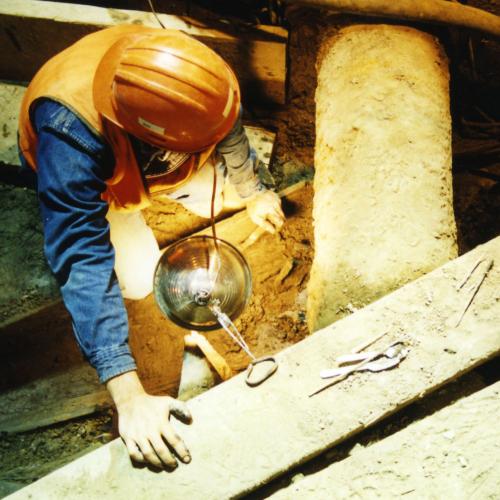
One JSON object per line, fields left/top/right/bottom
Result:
{"left": 18, "top": 25, "right": 214, "bottom": 212}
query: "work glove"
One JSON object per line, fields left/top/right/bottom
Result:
{"left": 246, "top": 189, "right": 285, "bottom": 234}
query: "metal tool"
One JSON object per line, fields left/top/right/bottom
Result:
{"left": 209, "top": 301, "right": 278, "bottom": 386}
{"left": 309, "top": 339, "right": 408, "bottom": 397}
{"left": 453, "top": 257, "right": 494, "bottom": 327}
{"left": 320, "top": 342, "right": 408, "bottom": 379}
{"left": 154, "top": 235, "right": 278, "bottom": 386}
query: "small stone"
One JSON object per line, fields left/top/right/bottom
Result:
{"left": 291, "top": 473, "right": 305, "bottom": 484}
{"left": 443, "top": 430, "right": 455, "bottom": 440}
{"left": 346, "top": 303, "right": 358, "bottom": 313}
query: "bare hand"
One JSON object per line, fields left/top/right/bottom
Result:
{"left": 246, "top": 190, "right": 285, "bottom": 234}
{"left": 107, "top": 371, "right": 192, "bottom": 469}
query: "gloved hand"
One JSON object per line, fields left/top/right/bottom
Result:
{"left": 246, "top": 189, "right": 285, "bottom": 234}
{"left": 107, "top": 371, "right": 192, "bottom": 469}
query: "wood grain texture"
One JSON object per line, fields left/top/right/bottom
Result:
{"left": 0, "top": 391, "right": 112, "bottom": 434}
{"left": 0, "top": 0, "right": 286, "bottom": 104}
{"left": 9, "top": 236, "right": 500, "bottom": 500}
{"left": 271, "top": 381, "right": 500, "bottom": 499}
{"left": 308, "top": 25, "right": 457, "bottom": 332}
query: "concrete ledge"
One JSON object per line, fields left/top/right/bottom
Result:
{"left": 9, "top": 236, "right": 500, "bottom": 499}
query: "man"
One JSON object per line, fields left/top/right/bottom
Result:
{"left": 18, "top": 25, "right": 284, "bottom": 469}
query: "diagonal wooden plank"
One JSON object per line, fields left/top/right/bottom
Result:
{"left": 0, "top": 391, "right": 112, "bottom": 434}
{"left": 8, "top": 236, "right": 500, "bottom": 500}
{"left": 270, "top": 380, "right": 500, "bottom": 499}
{"left": 0, "top": 0, "right": 286, "bottom": 104}
{"left": 0, "top": 364, "right": 105, "bottom": 431}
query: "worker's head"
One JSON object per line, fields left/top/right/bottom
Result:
{"left": 93, "top": 28, "right": 240, "bottom": 153}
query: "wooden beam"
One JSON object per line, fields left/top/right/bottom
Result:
{"left": 285, "top": 0, "right": 500, "bottom": 38}
{"left": 0, "top": 391, "right": 112, "bottom": 434}
{"left": 271, "top": 381, "right": 500, "bottom": 498}
{"left": 0, "top": 0, "right": 286, "bottom": 104}
{"left": 9, "top": 236, "right": 500, "bottom": 500}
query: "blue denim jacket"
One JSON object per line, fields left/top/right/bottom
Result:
{"left": 23, "top": 99, "right": 260, "bottom": 383}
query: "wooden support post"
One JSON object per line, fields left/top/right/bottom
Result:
{"left": 307, "top": 24, "right": 458, "bottom": 332}
{"left": 9, "top": 236, "right": 500, "bottom": 500}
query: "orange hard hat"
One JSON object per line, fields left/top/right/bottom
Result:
{"left": 93, "top": 27, "right": 240, "bottom": 153}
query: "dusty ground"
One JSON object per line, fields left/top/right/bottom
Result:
{"left": 1, "top": 1, "right": 499, "bottom": 498}
{"left": 0, "top": 414, "right": 114, "bottom": 497}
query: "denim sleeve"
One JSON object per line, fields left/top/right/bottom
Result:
{"left": 216, "top": 108, "right": 265, "bottom": 199}
{"left": 33, "top": 100, "right": 137, "bottom": 383}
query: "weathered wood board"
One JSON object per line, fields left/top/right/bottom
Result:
{"left": 0, "top": 364, "right": 104, "bottom": 430}
{"left": 0, "top": 391, "right": 112, "bottom": 434}
{"left": 9, "top": 236, "right": 500, "bottom": 500}
{"left": 271, "top": 380, "right": 500, "bottom": 499}
{"left": 0, "top": 0, "right": 286, "bottom": 104}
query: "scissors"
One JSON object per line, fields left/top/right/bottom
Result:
{"left": 320, "top": 341, "right": 408, "bottom": 379}
{"left": 309, "top": 339, "right": 408, "bottom": 397}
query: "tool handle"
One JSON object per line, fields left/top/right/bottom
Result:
{"left": 309, "top": 340, "right": 403, "bottom": 397}
{"left": 246, "top": 356, "right": 278, "bottom": 387}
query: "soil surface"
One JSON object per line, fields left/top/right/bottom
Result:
{"left": 1, "top": 1, "right": 499, "bottom": 497}
{"left": 0, "top": 183, "right": 59, "bottom": 326}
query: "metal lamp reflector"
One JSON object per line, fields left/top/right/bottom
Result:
{"left": 153, "top": 235, "right": 252, "bottom": 331}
